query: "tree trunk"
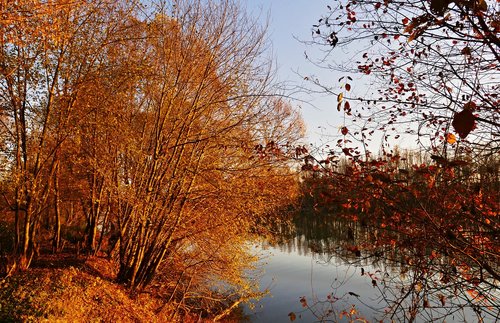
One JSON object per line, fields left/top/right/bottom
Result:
{"left": 53, "top": 162, "right": 61, "bottom": 253}
{"left": 14, "top": 188, "right": 20, "bottom": 252}
{"left": 19, "top": 204, "right": 33, "bottom": 270}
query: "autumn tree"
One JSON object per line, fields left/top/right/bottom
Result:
{"left": 308, "top": 0, "right": 498, "bottom": 158}
{"left": 48, "top": 1, "right": 305, "bottom": 316}
{"left": 294, "top": 0, "right": 499, "bottom": 320}
{"left": 297, "top": 149, "right": 499, "bottom": 321}
{"left": 1, "top": 0, "right": 304, "bottom": 317}
{"left": 107, "top": 0, "right": 304, "bottom": 294}
{"left": 0, "top": 0, "right": 140, "bottom": 267}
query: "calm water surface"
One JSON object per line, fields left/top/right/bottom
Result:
{"left": 245, "top": 237, "right": 383, "bottom": 322}
{"left": 244, "top": 214, "right": 499, "bottom": 322}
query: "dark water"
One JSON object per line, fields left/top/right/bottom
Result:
{"left": 244, "top": 213, "right": 499, "bottom": 322}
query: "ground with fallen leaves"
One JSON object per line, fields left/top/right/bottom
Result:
{"left": 0, "top": 254, "right": 176, "bottom": 322}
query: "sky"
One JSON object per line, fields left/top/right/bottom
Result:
{"left": 244, "top": 0, "right": 347, "bottom": 147}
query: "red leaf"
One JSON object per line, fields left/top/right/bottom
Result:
{"left": 452, "top": 109, "right": 475, "bottom": 139}
{"left": 464, "top": 101, "right": 477, "bottom": 111}
{"left": 344, "top": 101, "right": 351, "bottom": 111}
{"left": 430, "top": 0, "right": 448, "bottom": 15}
{"left": 342, "top": 148, "right": 352, "bottom": 156}
{"left": 341, "top": 126, "right": 348, "bottom": 135}
{"left": 345, "top": 83, "right": 351, "bottom": 91}
{"left": 461, "top": 46, "right": 471, "bottom": 56}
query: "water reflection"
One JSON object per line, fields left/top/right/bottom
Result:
{"left": 248, "top": 211, "right": 499, "bottom": 322}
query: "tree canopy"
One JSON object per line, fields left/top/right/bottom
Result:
{"left": 0, "top": 0, "right": 304, "bottom": 318}
{"left": 296, "top": 1, "right": 499, "bottom": 321}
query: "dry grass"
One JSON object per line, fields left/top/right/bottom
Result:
{"left": 0, "top": 255, "right": 175, "bottom": 322}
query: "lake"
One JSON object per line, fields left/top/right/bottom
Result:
{"left": 244, "top": 213, "right": 500, "bottom": 322}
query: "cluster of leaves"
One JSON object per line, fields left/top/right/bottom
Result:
{"left": 300, "top": 2, "right": 499, "bottom": 318}
{"left": 299, "top": 149, "right": 499, "bottom": 321}
{"left": 289, "top": 296, "right": 367, "bottom": 322}
{"left": 308, "top": 0, "right": 498, "bottom": 157}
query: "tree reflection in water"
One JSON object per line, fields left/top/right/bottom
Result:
{"left": 264, "top": 210, "right": 500, "bottom": 322}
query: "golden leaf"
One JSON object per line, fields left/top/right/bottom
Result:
{"left": 446, "top": 133, "right": 456, "bottom": 144}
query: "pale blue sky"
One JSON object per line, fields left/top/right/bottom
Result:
{"left": 245, "top": 1, "right": 346, "bottom": 147}
{"left": 244, "top": 1, "right": 415, "bottom": 153}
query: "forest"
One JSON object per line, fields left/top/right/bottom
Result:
{"left": 0, "top": 0, "right": 498, "bottom": 322}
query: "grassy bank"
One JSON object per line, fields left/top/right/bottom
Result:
{"left": 0, "top": 255, "right": 194, "bottom": 322}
